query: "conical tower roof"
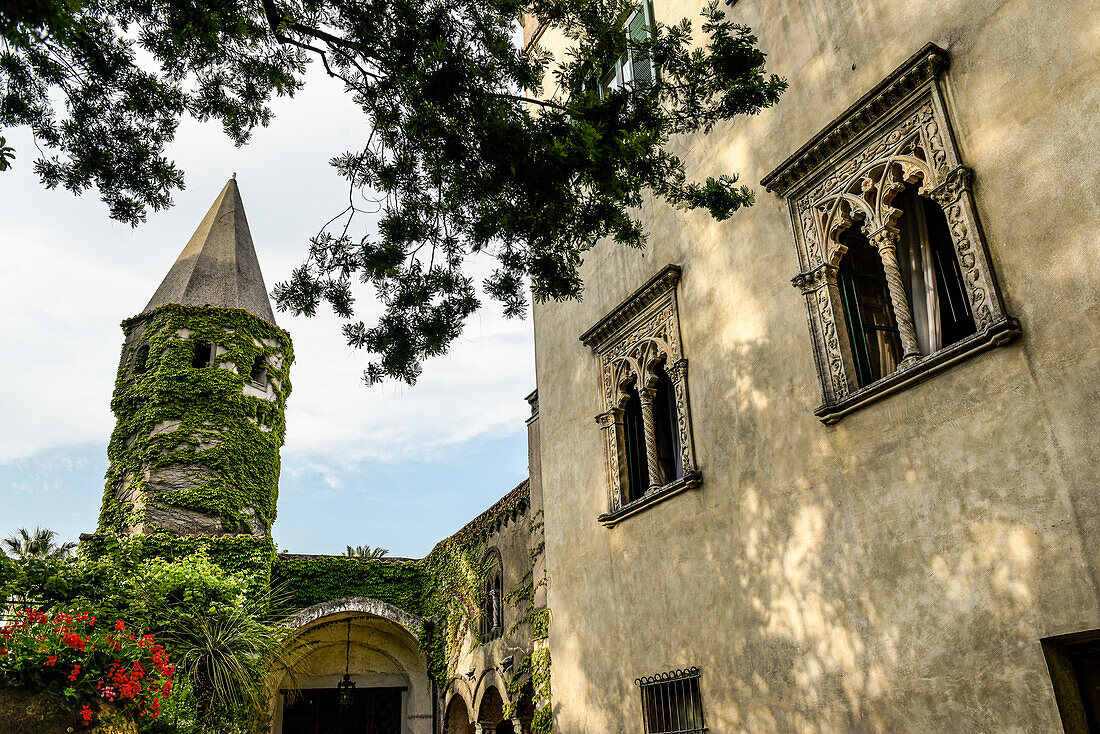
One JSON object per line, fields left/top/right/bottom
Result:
{"left": 144, "top": 178, "right": 277, "bottom": 324}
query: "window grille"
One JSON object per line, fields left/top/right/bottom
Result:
{"left": 635, "top": 667, "right": 705, "bottom": 734}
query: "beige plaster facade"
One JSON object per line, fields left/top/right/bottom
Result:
{"left": 529, "top": 0, "right": 1100, "bottom": 732}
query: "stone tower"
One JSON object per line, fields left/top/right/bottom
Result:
{"left": 98, "top": 179, "right": 293, "bottom": 537}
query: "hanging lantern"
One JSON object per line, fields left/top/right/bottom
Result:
{"left": 338, "top": 618, "right": 356, "bottom": 707}
{"left": 338, "top": 673, "right": 356, "bottom": 707}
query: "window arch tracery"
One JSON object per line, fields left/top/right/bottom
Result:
{"left": 763, "top": 43, "right": 1019, "bottom": 422}
{"left": 582, "top": 265, "right": 700, "bottom": 525}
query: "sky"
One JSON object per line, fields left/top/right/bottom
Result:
{"left": 0, "top": 66, "right": 535, "bottom": 558}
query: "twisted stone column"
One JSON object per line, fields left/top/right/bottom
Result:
{"left": 869, "top": 226, "right": 921, "bottom": 365}
{"left": 638, "top": 386, "right": 661, "bottom": 491}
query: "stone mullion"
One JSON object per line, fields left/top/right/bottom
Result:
{"left": 597, "top": 407, "right": 627, "bottom": 510}
{"left": 929, "top": 166, "right": 1002, "bottom": 329}
{"left": 666, "top": 359, "right": 697, "bottom": 476}
{"left": 638, "top": 386, "right": 662, "bottom": 491}
{"left": 794, "top": 264, "right": 853, "bottom": 402}
{"left": 869, "top": 226, "right": 922, "bottom": 365}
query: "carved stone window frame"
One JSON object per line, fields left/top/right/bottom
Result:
{"left": 581, "top": 265, "right": 701, "bottom": 527}
{"left": 762, "top": 43, "right": 1020, "bottom": 423}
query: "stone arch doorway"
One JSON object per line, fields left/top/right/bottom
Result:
{"left": 269, "top": 597, "right": 431, "bottom": 734}
{"left": 444, "top": 695, "right": 474, "bottom": 734}
{"left": 476, "top": 686, "right": 518, "bottom": 733}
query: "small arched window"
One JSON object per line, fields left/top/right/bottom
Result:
{"left": 132, "top": 344, "right": 150, "bottom": 375}
{"left": 249, "top": 354, "right": 267, "bottom": 386}
{"left": 480, "top": 551, "right": 503, "bottom": 642}
{"left": 191, "top": 341, "right": 213, "bottom": 369}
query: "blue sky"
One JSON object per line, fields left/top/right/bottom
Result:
{"left": 0, "top": 66, "right": 534, "bottom": 558}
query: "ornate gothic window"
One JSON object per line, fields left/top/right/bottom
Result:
{"left": 762, "top": 43, "right": 1019, "bottom": 423}
{"left": 581, "top": 265, "right": 700, "bottom": 526}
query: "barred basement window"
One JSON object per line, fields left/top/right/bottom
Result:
{"left": 191, "top": 341, "right": 214, "bottom": 368}
{"left": 581, "top": 266, "right": 700, "bottom": 527}
{"left": 761, "top": 44, "right": 1019, "bottom": 423}
{"left": 635, "top": 667, "right": 706, "bottom": 734}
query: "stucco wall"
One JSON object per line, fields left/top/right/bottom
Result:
{"left": 531, "top": 1, "right": 1100, "bottom": 732}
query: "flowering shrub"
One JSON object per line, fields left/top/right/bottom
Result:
{"left": 0, "top": 607, "right": 174, "bottom": 726}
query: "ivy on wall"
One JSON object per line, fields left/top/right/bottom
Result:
{"left": 272, "top": 555, "right": 428, "bottom": 615}
{"left": 98, "top": 304, "right": 293, "bottom": 535}
{"left": 502, "top": 508, "right": 551, "bottom": 733}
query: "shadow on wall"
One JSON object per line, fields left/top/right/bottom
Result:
{"left": 540, "top": 27, "right": 1100, "bottom": 729}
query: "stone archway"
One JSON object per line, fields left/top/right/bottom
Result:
{"left": 444, "top": 694, "right": 475, "bottom": 734}
{"left": 269, "top": 598, "right": 431, "bottom": 734}
{"left": 476, "top": 686, "right": 517, "bottom": 734}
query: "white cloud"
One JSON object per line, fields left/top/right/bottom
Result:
{"left": 0, "top": 65, "right": 535, "bottom": 468}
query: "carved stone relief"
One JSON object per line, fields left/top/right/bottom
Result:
{"left": 581, "top": 265, "right": 699, "bottom": 518}
{"left": 763, "top": 44, "right": 1018, "bottom": 421}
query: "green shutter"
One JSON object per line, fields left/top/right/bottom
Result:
{"left": 628, "top": 2, "right": 655, "bottom": 88}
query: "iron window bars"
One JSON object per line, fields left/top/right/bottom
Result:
{"left": 635, "top": 667, "right": 706, "bottom": 734}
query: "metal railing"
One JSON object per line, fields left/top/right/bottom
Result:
{"left": 635, "top": 666, "right": 706, "bottom": 734}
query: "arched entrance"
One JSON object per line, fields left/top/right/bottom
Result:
{"left": 477, "top": 686, "right": 518, "bottom": 734}
{"left": 270, "top": 598, "right": 431, "bottom": 734}
{"left": 444, "top": 695, "right": 474, "bottom": 734}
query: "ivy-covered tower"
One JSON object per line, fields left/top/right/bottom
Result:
{"left": 98, "top": 179, "right": 293, "bottom": 538}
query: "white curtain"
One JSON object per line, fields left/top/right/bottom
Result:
{"left": 895, "top": 185, "right": 942, "bottom": 356}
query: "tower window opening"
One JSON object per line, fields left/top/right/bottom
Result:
{"left": 192, "top": 341, "right": 214, "bottom": 368}
{"left": 250, "top": 354, "right": 267, "bottom": 386}
{"left": 132, "top": 344, "right": 150, "bottom": 375}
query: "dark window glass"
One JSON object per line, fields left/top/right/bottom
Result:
{"left": 191, "top": 342, "right": 213, "bottom": 369}
{"left": 652, "top": 363, "right": 682, "bottom": 485}
{"left": 895, "top": 183, "right": 976, "bottom": 354}
{"left": 837, "top": 226, "right": 902, "bottom": 387}
{"left": 281, "top": 686, "right": 402, "bottom": 734}
{"left": 622, "top": 380, "right": 648, "bottom": 502}
{"left": 250, "top": 354, "right": 267, "bottom": 385}
{"left": 1069, "top": 641, "right": 1100, "bottom": 732}
{"left": 132, "top": 345, "right": 150, "bottom": 375}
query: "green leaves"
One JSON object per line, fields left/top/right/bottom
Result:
{"left": 271, "top": 0, "right": 785, "bottom": 384}
{"left": 0, "top": 136, "right": 13, "bottom": 170}
{"left": 5, "top": 0, "right": 784, "bottom": 382}
{"left": 0, "top": 0, "right": 304, "bottom": 225}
